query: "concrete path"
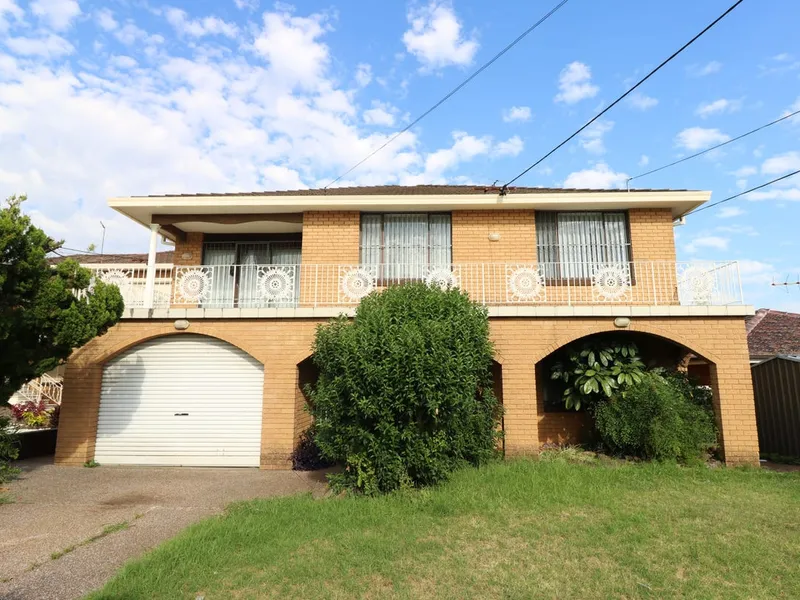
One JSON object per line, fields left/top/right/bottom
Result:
{"left": 0, "top": 457, "right": 328, "bottom": 600}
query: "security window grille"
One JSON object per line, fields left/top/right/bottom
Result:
{"left": 536, "top": 211, "right": 631, "bottom": 280}
{"left": 360, "top": 213, "right": 452, "bottom": 280}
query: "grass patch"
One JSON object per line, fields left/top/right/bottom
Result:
{"left": 89, "top": 460, "right": 800, "bottom": 600}
{"left": 0, "top": 494, "right": 13, "bottom": 505}
{"left": 50, "top": 521, "right": 130, "bottom": 561}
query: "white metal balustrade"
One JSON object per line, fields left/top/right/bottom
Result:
{"left": 159, "top": 261, "right": 743, "bottom": 308}
{"left": 82, "top": 266, "right": 173, "bottom": 309}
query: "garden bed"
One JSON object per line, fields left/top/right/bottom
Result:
{"left": 15, "top": 428, "right": 57, "bottom": 460}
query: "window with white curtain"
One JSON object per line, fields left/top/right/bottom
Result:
{"left": 360, "top": 213, "right": 452, "bottom": 280}
{"left": 536, "top": 212, "right": 631, "bottom": 279}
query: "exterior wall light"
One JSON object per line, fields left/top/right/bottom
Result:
{"left": 174, "top": 319, "right": 190, "bottom": 330}
{"left": 614, "top": 317, "right": 631, "bottom": 328}
{"left": 488, "top": 232, "right": 501, "bottom": 242}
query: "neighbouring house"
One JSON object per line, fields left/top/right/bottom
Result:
{"left": 53, "top": 185, "right": 760, "bottom": 469}
{"left": 746, "top": 308, "right": 800, "bottom": 364}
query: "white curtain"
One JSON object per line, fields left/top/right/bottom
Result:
{"left": 537, "top": 212, "right": 630, "bottom": 279}
{"left": 239, "top": 243, "right": 271, "bottom": 307}
{"left": 203, "top": 243, "right": 236, "bottom": 307}
{"left": 360, "top": 214, "right": 451, "bottom": 280}
{"left": 270, "top": 244, "right": 302, "bottom": 307}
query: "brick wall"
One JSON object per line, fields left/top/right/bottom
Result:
{"left": 300, "top": 211, "right": 360, "bottom": 264}
{"left": 55, "top": 315, "right": 760, "bottom": 469}
{"left": 451, "top": 210, "right": 536, "bottom": 262}
{"left": 173, "top": 232, "right": 204, "bottom": 266}
{"left": 628, "top": 208, "right": 676, "bottom": 262}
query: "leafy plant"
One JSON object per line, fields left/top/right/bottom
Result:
{"left": 84, "top": 459, "right": 100, "bottom": 468}
{"left": 308, "top": 282, "right": 502, "bottom": 495}
{"left": 10, "top": 399, "right": 51, "bottom": 428}
{"left": 551, "top": 340, "right": 645, "bottom": 410}
{"left": 0, "top": 416, "right": 20, "bottom": 484}
{"left": 594, "top": 371, "right": 717, "bottom": 463}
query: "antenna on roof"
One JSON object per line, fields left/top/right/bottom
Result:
{"left": 100, "top": 221, "right": 106, "bottom": 255}
{"left": 771, "top": 275, "right": 800, "bottom": 293}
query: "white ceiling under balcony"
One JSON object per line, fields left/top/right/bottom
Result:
{"left": 174, "top": 221, "right": 303, "bottom": 234}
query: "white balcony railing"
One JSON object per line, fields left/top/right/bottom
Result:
{"left": 81, "top": 261, "right": 744, "bottom": 310}
{"left": 83, "top": 266, "right": 172, "bottom": 309}
{"left": 160, "top": 261, "right": 741, "bottom": 309}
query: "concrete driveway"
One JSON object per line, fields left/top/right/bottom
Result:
{"left": 0, "top": 457, "right": 328, "bottom": 600}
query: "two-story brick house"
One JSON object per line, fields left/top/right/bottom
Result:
{"left": 54, "top": 185, "right": 759, "bottom": 468}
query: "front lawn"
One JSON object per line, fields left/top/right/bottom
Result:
{"left": 90, "top": 456, "right": 800, "bottom": 599}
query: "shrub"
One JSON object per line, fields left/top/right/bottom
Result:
{"left": 291, "top": 427, "right": 334, "bottom": 471}
{"left": 594, "top": 371, "right": 717, "bottom": 463}
{"left": 0, "top": 416, "right": 20, "bottom": 484}
{"left": 308, "top": 283, "right": 502, "bottom": 495}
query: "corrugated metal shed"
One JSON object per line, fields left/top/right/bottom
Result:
{"left": 751, "top": 355, "right": 800, "bottom": 458}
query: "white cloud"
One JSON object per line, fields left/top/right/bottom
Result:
{"left": 5, "top": 33, "right": 74, "bottom": 58}
{"left": 494, "top": 135, "right": 523, "bottom": 157}
{"left": 773, "top": 53, "right": 791, "bottom": 62}
{"left": 627, "top": 92, "right": 658, "bottom": 110}
{"left": 718, "top": 206, "right": 745, "bottom": 218}
{"left": 747, "top": 188, "right": 800, "bottom": 201}
{"left": 0, "top": 0, "right": 24, "bottom": 32}
{"left": 733, "top": 165, "right": 757, "bottom": 177}
{"left": 563, "top": 162, "right": 628, "bottom": 189}
{"left": 638, "top": 155, "right": 649, "bottom": 167}
{"left": 715, "top": 224, "right": 758, "bottom": 236}
{"left": 110, "top": 55, "right": 137, "bottom": 70}
{"left": 785, "top": 97, "right": 800, "bottom": 124}
{"left": 0, "top": 5, "right": 523, "bottom": 251}
{"left": 354, "top": 63, "right": 371, "bottom": 87}
{"left": 695, "top": 98, "right": 742, "bottom": 118}
{"left": 578, "top": 120, "right": 613, "bottom": 155}
{"left": 165, "top": 7, "right": 238, "bottom": 38}
{"left": 94, "top": 8, "right": 117, "bottom": 32}
{"left": 684, "top": 235, "right": 729, "bottom": 254}
{"left": 30, "top": 0, "right": 80, "bottom": 31}
{"left": 761, "top": 151, "right": 800, "bottom": 175}
{"left": 687, "top": 60, "right": 722, "bottom": 77}
{"left": 403, "top": 2, "right": 478, "bottom": 71}
{"left": 675, "top": 127, "right": 730, "bottom": 151}
{"left": 363, "top": 101, "right": 397, "bottom": 127}
{"left": 737, "top": 260, "right": 777, "bottom": 286}
{"left": 234, "top": 0, "right": 259, "bottom": 9}
{"left": 423, "top": 131, "right": 491, "bottom": 178}
{"left": 554, "top": 61, "right": 599, "bottom": 104}
{"left": 502, "top": 106, "right": 531, "bottom": 123}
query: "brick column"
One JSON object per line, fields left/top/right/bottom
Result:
{"left": 54, "top": 363, "right": 103, "bottom": 465}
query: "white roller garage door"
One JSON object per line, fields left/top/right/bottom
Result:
{"left": 95, "top": 335, "right": 264, "bottom": 467}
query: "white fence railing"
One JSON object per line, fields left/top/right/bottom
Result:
{"left": 158, "top": 261, "right": 743, "bottom": 308}
{"left": 83, "top": 265, "right": 172, "bottom": 309}
{"left": 17, "top": 373, "right": 63, "bottom": 406}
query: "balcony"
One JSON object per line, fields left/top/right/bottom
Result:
{"left": 84, "top": 261, "right": 749, "bottom": 319}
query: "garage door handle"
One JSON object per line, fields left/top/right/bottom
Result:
{"left": 174, "top": 413, "right": 189, "bottom": 416}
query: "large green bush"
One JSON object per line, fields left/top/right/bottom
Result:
{"left": 308, "top": 283, "right": 502, "bottom": 495}
{"left": 594, "top": 371, "right": 717, "bottom": 462}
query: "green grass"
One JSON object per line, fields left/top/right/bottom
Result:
{"left": 89, "top": 457, "right": 800, "bottom": 600}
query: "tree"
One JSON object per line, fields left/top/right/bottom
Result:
{"left": 308, "top": 283, "right": 502, "bottom": 495}
{"left": 0, "top": 195, "right": 124, "bottom": 404}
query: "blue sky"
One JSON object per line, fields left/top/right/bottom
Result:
{"left": 1, "top": 0, "right": 798, "bottom": 309}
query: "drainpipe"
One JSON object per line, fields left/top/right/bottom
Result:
{"left": 144, "top": 223, "right": 160, "bottom": 309}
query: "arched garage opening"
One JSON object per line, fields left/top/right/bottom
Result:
{"left": 536, "top": 331, "right": 712, "bottom": 447}
{"left": 94, "top": 334, "right": 264, "bottom": 467}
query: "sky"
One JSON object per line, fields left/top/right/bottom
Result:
{"left": 1, "top": 0, "right": 799, "bottom": 310}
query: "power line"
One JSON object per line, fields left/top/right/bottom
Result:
{"left": 686, "top": 169, "right": 800, "bottom": 216}
{"left": 324, "top": 0, "right": 572, "bottom": 189}
{"left": 628, "top": 109, "right": 800, "bottom": 187}
{"left": 48, "top": 246, "right": 101, "bottom": 255}
{"left": 502, "top": 0, "right": 745, "bottom": 189}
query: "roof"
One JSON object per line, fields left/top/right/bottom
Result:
{"left": 137, "top": 184, "right": 690, "bottom": 198}
{"left": 746, "top": 308, "right": 800, "bottom": 358}
{"left": 48, "top": 251, "right": 175, "bottom": 265}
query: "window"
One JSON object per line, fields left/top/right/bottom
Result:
{"left": 360, "top": 213, "right": 452, "bottom": 280}
{"left": 202, "top": 241, "right": 301, "bottom": 307}
{"left": 536, "top": 211, "right": 630, "bottom": 280}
